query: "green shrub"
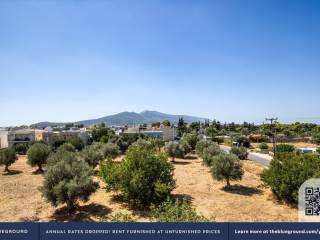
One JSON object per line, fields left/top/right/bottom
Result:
{"left": 212, "top": 136, "right": 224, "bottom": 145}
{"left": 202, "top": 143, "right": 221, "bottom": 166}
{"left": 40, "top": 150, "right": 99, "bottom": 211}
{"left": 68, "top": 136, "right": 84, "bottom": 151}
{"left": 182, "top": 134, "right": 199, "bottom": 150}
{"left": 259, "top": 142, "right": 269, "bottom": 150}
{"left": 164, "top": 141, "right": 185, "bottom": 162}
{"left": 14, "top": 143, "right": 29, "bottom": 155}
{"left": 275, "top": 144, "right": 295, "bottom": 153}
{"left": 80, "top": 144, "right": 104, "bottom": 168}
{"left": 109, "top": 213, "right": 137, "bottom": 222}
{"left": 195, "top": 140, "right": 214, "bottom": 158}
{"left": 27, "top": 143, "right": 50, "bottom": 173}
{"left": 56, "top": 143, "right": 76, "bottom": 152}
{"left": 261, "top": 153, "right": 320, "bottom": 203}
{"left": 150, "top": 199, "right": 209, "bottom": 222}
{"left": 100, "top": 146, "right": 175, "bottom": 206}
{"left": 179, "top": 140, "right": 192, "bottom": 155}
{"left": 230, "top": 146, "right": 248, "bottom": 160}
{"left": 150, "top": 139, "right": 165, "bottom": 152}
{"left": 131, "top": 139, "right": 154, "bottom": 151}
{"left": 317, "top": 148, "right": 320, "bottom": 154}
{"left": 211, "top": 153, "right": 244, "bottom": 188}
{"left": 0, "top": 147, "right": 17, "bottom": 172}
{"left": 312, "top": 133, "right": 320, "bottom": 145}
{"left": 234, "top": 135, "right": 250, "bottom": 148}
{"left": 101, "top": 142, "right": 121, "bottom": 159}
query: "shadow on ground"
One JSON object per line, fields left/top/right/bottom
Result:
{"left": 50, "top": 203, "right": 112, "bottom": 222}
{"left": 2, "top": 170, "right": 22, "bottom": 176}
{"left": 172, "top": 161, "right": 192, "bottom": 165}
{"left": 222, "top": 184, "right": 262, "bottom": 196}
{"left": 171, "top": 194, "right": 194, "bottom": 203}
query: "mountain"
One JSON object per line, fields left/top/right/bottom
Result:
{"left": 31, "top": 111, "right": 207, "bottom": 128}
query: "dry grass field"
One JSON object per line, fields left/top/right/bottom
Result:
{"left": 0, "top": 155, "right": 297, "bottom": 222}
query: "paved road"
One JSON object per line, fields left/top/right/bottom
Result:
{"left": 220, "top": 145, "right": 272, "bottom": 167}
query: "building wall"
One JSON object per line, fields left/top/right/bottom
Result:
{"left": 0, "top": 130, "right": 8, "bottom": 149}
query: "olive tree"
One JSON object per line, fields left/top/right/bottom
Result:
{"left": 101, "top": 142, "right": 121, "bottom": 159}
{"left": 80, "top": 144, "right": 104, "bottom": 168}
{"left": 40, "top": 150, "right": 99, "bottom": 211}
{"left": 164, "top": 141, "right": 185, "bottom": 162}
{"left": 0, "top": 147, "right": 17, "bottom": 172}
{"left": 27, "top": 143, "right": 50, "bottom": 173}
{"left": 230, "top": 146, "right": 248, "bottom": 160}
{"left": 100, "top": 146, "right": 175, "bottom": 205}
{"left": 211, "top": 153, "right": 244, "bottom": 188}
{"left": 195, "top": 140, "right": 214, "bottom": 158}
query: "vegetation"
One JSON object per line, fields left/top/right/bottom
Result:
{"left": 27, "top": 143, "right": 50, "bottom": 173}
{"left": 195, "top": 140, "right": 214, "bottom": 158}
{"left": 234, "top": 135, "right": 250, "bottom": 148}
{"left": 259, "top": 142, "right": 269, "bottom": 150}
{"left": 40, "top": 150, "right": 99, "bottom": 211}
{"left": 150, "top": 139, "right": 165, "bottom": 152}
{"left": 179, "top": 140, "right": 191, "bottom": 155}
{"left": 211, "top": 153, "right": 244, "bottom": 188}
{"left": 109, "top": 213, "right": 137, "bottom": 222}
{"left": 164, "top": 141, "right": 185, "bottom": 162}
{"left": 68, "top": 136, "right": 84, "bottom": 151}
{"left": 100, "top": 146, "right": 175, "bottom": 206}
{"left": 101, "top": 142, "right": 120, "bottom": 159}
{"left": 312, "top": 133, "right": 320, "bottom": 145}
{"left": 230, "top": 146, "right": 248, "bottom": 160}
{"left": 162, "top": 120, "right": 171, "bottom": 127}
{"left": 56, "top": 143, "right": 76, "bottom": 152}
{"left": 202, "top": 143, "right": 222, "bottom": 166}
{"left": 261, "top": 153, "right": 320, "bottom": 203}
{"left": 317, "top": 148, "right": 320, "bottom": 154}
{"left": 0, "top": 147, "right": 17, "bottom": 172}
{"left": 275, "top": 144, "right": 295, "bottom": 153}
{"left": 182, "top": 133, "right": 199, "bottom": 150}
{"left": 177, "top": 118, "right": 187, "bottom": 137}
{"left": 13, "top": 143, "right": 29, "bottom": 155}
{"left": 150, "top": 199, "right": 209, "bottom": 222}
{"left": 80, "top": 144, "right": 104, "bottom": 168}
{"left": 131, "top": 138, "right": 154, "bottom": 151}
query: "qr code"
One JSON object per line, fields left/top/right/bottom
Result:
{"left": 305, "top": 187, "right": 320, "bottom": 216}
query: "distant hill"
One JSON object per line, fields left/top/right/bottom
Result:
{"left": 31, "top": 111, "right": 207, "bottom": 128}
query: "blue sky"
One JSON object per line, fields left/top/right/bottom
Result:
{"left": 0, "top": 0, "right": 320, "bottom": 126}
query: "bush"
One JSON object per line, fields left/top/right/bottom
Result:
{"left": 40, "top": 150, "right": 99, "bottom": 211}
{"left": 0, "top": 147, "right": 17, "bottom": 172}
{"left": 312, "top": 133, "right": 320, "bottom": 145}
{"left": 109, "top": 213, "right": 137, "bottom": 222}
{"left": 100, "top": 146, "right": 175, "bottom": 206}
{"left": 230, "top": 146, "right": 248, "bottom": 160}
{"left": 101, "top": 142, "right": 120, "bottom": 159}
{"left": 275, "top": 144, "right": 295, "bottom": 153}
{"left": 212, "top": 136, "right": 224, "bottom": 145}
{"left": 234, "top": 135, "right": 250, "bottom": 148}
{"left": 211, "top": 153, "right": 244, "bottom": 188}
{"left": 150, "top": 199, "right": 209, "bottom": 222}
{"left": 27, "top": 143, "right": 50, "bottom": 173}
{"left": 131, "top": 139, "right": 154, "bottom": 151}
{"left": 150, "top": 139, "right": 165, "bottom": 152}
{"left": 259, "top": 142, "right": 269, "bottom": 150}
{"left": 195, "top": 140, "right": 214, "bottom": 158}
{"left": 164, "top": 141, "right": 185, "bottom": 162}
{"left": 56, "top": 143, "right": 76, "bottom": 152}
{"left": 14, "top": 143, "right": 29, "bottom": 155}
{"left": 179, "top": 140, "right": 192, "bottom": 155}
{"left": 261, "top": 153, "right": 320, "bottom": 203}
{"left": 202, "top": 143, "right": 222, "bottom": 166}
{"left": 80, "top": 144, "right": 104, "bottom": 168}
{"left": 182, "top": 134, "right": 199, "bottom": 150}
{"left": 68, "top": 136, "right": 84, "bottom": 151}
{"left": 317, "top": 148, "right": 320, "bottom": 154}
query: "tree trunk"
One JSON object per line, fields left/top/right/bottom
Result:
{"left": 66, "top": 200, "right": 75, "bottom": 212}
{"left": 172, "top": 157, "right": 175, "bottom": 162}
{"left": 226, "top": 177, "right": 231, "bottom": 188}
{"left": 37, "top": 164, "right": 43, "bottom": 173}
{"left": 4, "top": 165, "right": 9, "bottom": 173}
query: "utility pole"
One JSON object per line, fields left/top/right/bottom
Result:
{"left": 265, "top": 117, "right": 278, "bottom": 156}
